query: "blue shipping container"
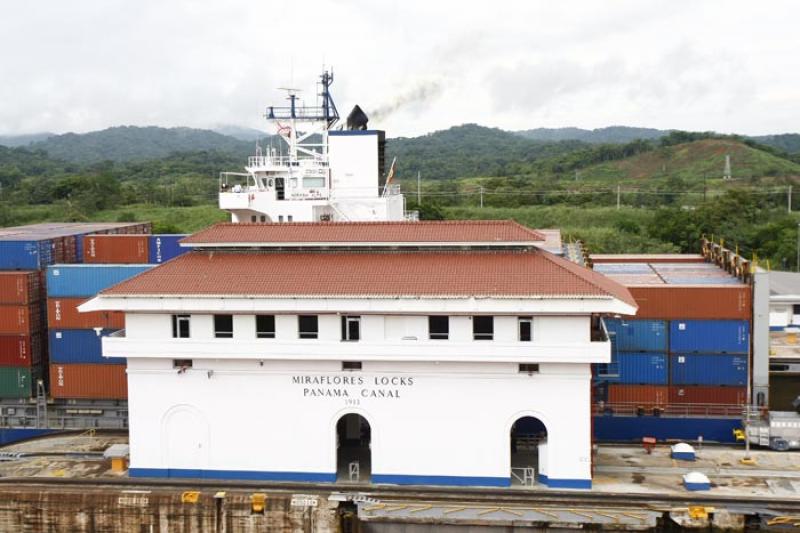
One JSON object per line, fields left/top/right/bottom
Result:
{"left": 46, "top": 264, "right": 153, "bottom": 298}
{"left": 0, "top": 240, "right": 54, "bottom": 270}
{"left": 595, "top": 352, "right": 668, "bottom": 385}
{"left": 48, "top": 329, "right": 123, "bottom": 364}
{"left": 605, "top": 319, "right": 668, "bottom": 352}
{"left": 669, "top": 320, "right": 749, "bottom": 353}
{"left": 669, "top": 354, "right": 747, "bottom": 386}
{"left": 148, "top": 235, "right": 188, "bottom": 264}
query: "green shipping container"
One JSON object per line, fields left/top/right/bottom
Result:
{"left": 0, "top": 367, "right": 35, "bottom": 398}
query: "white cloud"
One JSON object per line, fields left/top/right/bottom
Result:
{"left": 0, "top": 0, "right": 798, "bottom": 136}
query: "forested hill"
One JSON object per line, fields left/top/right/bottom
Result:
{"left": 515, "top": 126, "right": 667, "bottom": 144}
{"left": 26, "top": 126, "right": 255, "bottom": 163}
{"left": 386, "top": 124, "right": 588, "bottom": 180}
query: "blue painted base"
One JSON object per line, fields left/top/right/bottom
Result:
{"left": 594, "top": 416, "right": 741, "bottom": 443}
{"left": 0, "top": 428, "right": 55, "bottom": 446}
{"left": 671, "top": 452, "right": 696, "bottom": 461}
{"left": 685, "top": 482, "right": 710, "bottom": 491}
{"left": 130, "top": 468, "right": 336, "bottom": 483}
{"left": 372, "top": 473, "right": 509, "bottom": 487}
{"left": 538, "top": 474, "right": 592, "bottom": 489}
{"left": 130, "top": 468, "right": 592, "bottom": 489}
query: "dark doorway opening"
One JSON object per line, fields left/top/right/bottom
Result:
{"left": 510, "top": 416, "right": 547, "bottom": 487}
{"left": 336, "top": 414, "right": 371, "bottom": 482}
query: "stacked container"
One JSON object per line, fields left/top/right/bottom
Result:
{"left": 46, "top": 264, "right": 154, "bottom": 400}
{"left": 148, "top": 234, "right": 189, "bottom": 264}
{"left": 593, "top": 257, "right": 751, "bottom": 416}
{"left": 0, "top": 272, "right": 43, "bottom": 398}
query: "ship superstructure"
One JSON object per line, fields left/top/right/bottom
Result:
{"left": 219, "top": 70, "right": 412, "bottom": 223}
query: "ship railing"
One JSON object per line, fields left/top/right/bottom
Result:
{"left": 247, "top": 155, "right": 328, "bottom": 167}
{"left": 593, "top": 401, "right": 745, "bottom": 418}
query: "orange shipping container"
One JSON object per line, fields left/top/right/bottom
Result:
{"left": 0, "top": 304, "right": 41, "bottom": 334}
{"left": 627, "top": 286, "right": 751, "bottom": 320}
{"left": 0, "top": 271, "right": 40, "bottom": 304}
{"left": 49, "top": 363, "right": 128, "bottom": 400}
{"left": 47, "top": 298, "right": 125, "bottom": 329}
{"left": 608, "top": 384, "right": 669, "bottom": 407}
{"left": 83, "top": 235, "right": 149, "bottom": 264}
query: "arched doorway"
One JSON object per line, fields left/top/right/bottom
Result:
{"left": 162, "top": 406, "right": 208, "bottom": 475}
{"left": 510, "top": 416, "right": 547, "bottom": 487}
{"left": 336, "top": 413, "right": 371, "bottom": 482}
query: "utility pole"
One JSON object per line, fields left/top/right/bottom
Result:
{"left": 796, "top": 223, "right": 800, "bottom": 272}
{"left": 575, "top": 170, "right": 578, "bottom": 182}
{"left": 616, "top": 185, "right": 621, "bottom": 210}
{"left": 479, "top": 186, "right": 484, "bottom": 208}
{"left": 417, "top": 171, "right": 421, "bottom": 205}
{"left": 789, "top": 186, "right": 793, "bottom": 214}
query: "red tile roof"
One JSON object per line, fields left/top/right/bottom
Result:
{"left": 101, "top": 249, "right": 636, "bottom": 307}
{"left": 180, "top": 220, "right": 545, "bottom": 245}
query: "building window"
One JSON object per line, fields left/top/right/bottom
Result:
{"left": 794, "top": 304, "right": 800, "bottom": 315}
{"left": 303, "top": 177, "right": 325, "bottom": 188}
{"left": 519, "top": 317, "right": 532, "bottom": 342}
{"left": 278, "top": 215, "right": 284, "bottom": 222}
{"left": 173, "top": 359, "right": 193, "bottom": 369}
{"left": 290, "top": 178, "right": 298, "bottom": 188}
{"left": 519, "top": 363, "right": 539, "bottom": 374}
{"left": 214, "top": 314, "right": 233, "bottom": 338}
{"left": 429, "top": 316, "right": 449, "bottom": 340}
{"left": 171, "top": 315, "right": 190, "bottom": 338}
{"left": 298, "top": 315, "right": 318, "bottom": 339}
{"left": 251, "top": 215, "right": 257, "bottom": 223}
{"left": 473, "top": 316, "right": 494, "bottom": 340}
{"left": 256, "top": 315, "right": 275, "bottom": 339}
{"left": 260, "top": 215, "right": 266, "bottom": 222}
{"left": 342, "top": 361, "right": 362, "bottom": 371}
{"left": 341, "top": 315, "right": 361, "bottom": 341}
{"left": 287, "top": 215, "right": 293, "bottom": 222}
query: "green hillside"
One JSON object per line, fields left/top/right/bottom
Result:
{"left": 570, "top": 139, "right": 800, "bottom": 182}
{"left": 29, "top": 126, "right": 254, "bottom": 163}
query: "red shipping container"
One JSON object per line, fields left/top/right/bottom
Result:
{"left": 0, "top": 271, "right": 40, "bottom": 304}
{"left": 0, "top": 304, "right": 41, "bottom": 334}
{"left": 49, "top": 363, "right": 128, "bottom": 399}
{"left": 669, "top": 386, "right": 747, "bottom": 406}
{"left": 608, "top": 384, "right": 668, "bottom": 407}
{"left": 82, "top": 235, "right": 149, "bottom": 264}
{"left": 0, "top": 334, "right": 42, "bottom": 366}
{"left": 47, "top": 298, "right": 125, "bottom": 329}
{"left": 627, "top": 286, "right": 751, "bottom": 320}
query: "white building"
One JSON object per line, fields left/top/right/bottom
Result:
{"left": 769, "top": 271, "right": 800, "bottom": 330}
{"left": 81, "top": 220, "right": 636, "bottom": 489}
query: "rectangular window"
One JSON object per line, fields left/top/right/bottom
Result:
{"left": 173, "top": 359, "right": 193, "bottom": 369}
{"left": 250, "top": 215, "right": 257, "bottom": 223}
{"left": 473, "top": 316, "right": 494, "bottom": 340}
{"left": 519, "top": 363, "right": 539, "bottom": 374}
{"left": 794, "top": 304, "right": 800, "bottom": 315}
{"left": 303, "top": 177, "right": 325, "bottom": 188}
{"left": 256, "top": 315, "right": 275, "bottom": 339}
{"left": 171, "top": 314, "right": 190, "bottom": 338}
{"left": 278, "top": 215, "right": 284, "bottom": 222}
{"left": 214, "top": 314, "right": 233, "bottom": 338}
{"left": 428, "top": 316, "right": 449, "bottom": 340}
{"left": 519, "top": 317, "right": 532, "bottom": 342}
{"left": 287, "top": 215, "right": 293, "bottom": 222}
{"left": 260, "top": 215, "right": 266, "bottom": 222}
{"left": 298, "top": 315, "right": 318, "bottom": 339}
{"left": 341, "top": 315, "right": 361, "bottom": 341}
{"left": 342, "top": 361, "right": 362, "bottom": 371}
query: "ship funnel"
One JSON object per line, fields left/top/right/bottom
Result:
{"left": 346, "top": 105, "right": 369, "bottom": 130}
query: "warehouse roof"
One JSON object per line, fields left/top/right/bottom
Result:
{"left": 769, "top": 271, "right": 800, "bottom": 297}
{"left": 100, "top": 249, "right": 637, "bottom": 306}
{"left": 180, "top": 220, "right": 546, "bottom": 247}
{"left": 0, "top": 222, "right": 149, "bottom": 240}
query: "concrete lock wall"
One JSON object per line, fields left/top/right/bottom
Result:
{"left": 126, "top": 358, "right": 593, "bottom": 488}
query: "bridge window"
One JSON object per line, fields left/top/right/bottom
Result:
{"left": 429, "top": 316, "right": 449, "bottom": 340}
{"left": 299, "top": 315, "right": 318, "bottom": 339}
{"left": 171, "top": 315, "right": 190, "bottom": 338}
{"left": 341, "top": 316, "right": 361, "bottom": 341}
{"left": 519, "top": 317, "right": 532, "bottom": 341}
{"left": 256, "top": 315, "right": 275, "bottom": 339}
{"left": 473, "top": 316, "right": 494, "bottom": 341}
{"left": 214, "top": 314, "right": 233, "bottom": 338}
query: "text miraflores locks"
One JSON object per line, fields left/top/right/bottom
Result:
{"left": 292, "top": 374, "right": 415, "bottom": 399}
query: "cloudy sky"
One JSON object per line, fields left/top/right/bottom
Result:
{"left": 1, "top": 0, "right": 798, "bottom": 137}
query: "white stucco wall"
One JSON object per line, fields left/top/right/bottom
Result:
{"left": 126, "top": 358, "right": 592, "bottom": 487}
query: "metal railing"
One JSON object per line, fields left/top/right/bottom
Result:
{"left": 247, "top": 155, "right": 328, "bottom": 167}
{"left": 593, "top": 402, "right": 745, "bottom": 418}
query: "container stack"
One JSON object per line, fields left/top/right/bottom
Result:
{"left": 0, "top": 272, "right": 43, "bottom": 399}
{"left": 592, "top": 255, "right": 752, "bottom": 417}
{"left": 0, "top": 222, "right": 152, "bottom": 403}
{"left": 47, "top": 265, "right": 154, "bottom": 400}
